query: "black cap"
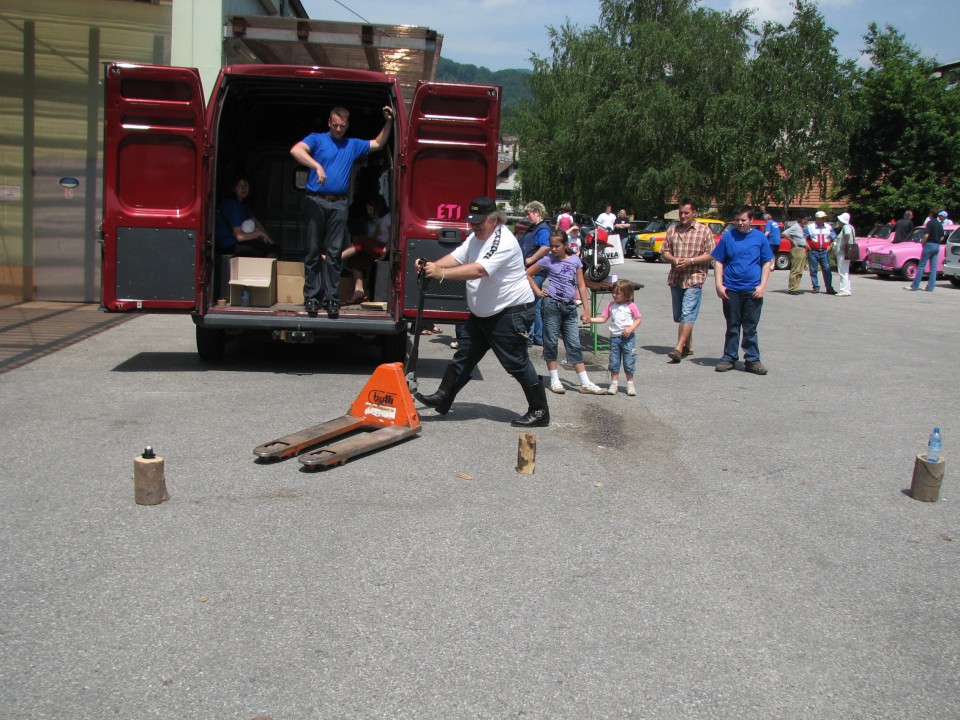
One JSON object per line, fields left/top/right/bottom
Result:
{"left": 465, "top": 196, "right": 497, "bottom": 223}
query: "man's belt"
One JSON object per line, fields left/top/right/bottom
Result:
{"left": 308, "top": 192, "right": 348, "bottom": 201}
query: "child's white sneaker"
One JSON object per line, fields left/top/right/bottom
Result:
{"left": 579, "top": 382, "right": 605, "bottom": 395}
{"left": 549, "top": 380, "right": 566, "bottom": 394}
{"left": 606, "top": 381, "right": 618, "bottom": 395}
{"left": 626, "top": 381, "right": 636, "bottom": 396}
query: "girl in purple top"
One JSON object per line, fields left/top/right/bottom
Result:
{"left": 526, "top": 231, "right": 604, "bottom": 395}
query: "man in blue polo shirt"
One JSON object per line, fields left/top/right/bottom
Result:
{"left": 291, "top": 105, "right": 394, "bottom": 318}
{"left": 712, "top": 205, "right": 774, "bottom": 375}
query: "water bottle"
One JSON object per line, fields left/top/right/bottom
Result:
{"left": 927, "top": 427, "right": 942, "bottom": 463}
{"left": 240, "top": 289, "right": 250, "bottom": 307}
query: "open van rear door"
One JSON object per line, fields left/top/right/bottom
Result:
{"left": 400, "top": 81, "right": 501, "bottom": 317}
{"left": 101, "top": 63, "right": 207, "bottom": 312}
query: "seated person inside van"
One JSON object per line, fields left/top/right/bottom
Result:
{"left": 215, "top": 177, "right": 278, "bottom": 257}
{"left": 340, "top": 194, "right": 390, "bottom": 304}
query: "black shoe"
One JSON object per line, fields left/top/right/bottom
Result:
{"left": 415, "top": 365, "right": 462, "bottom": 415}
{"left": 826, "top": 288, "right": 837, "bottom": 295}
{"left": 744, "top": 360, "right": 768, "bottom": 375}
{"left": 305, "top": 298, "right": 320, "bottom": 315}
{"left": 788, "top": 290, "right": 799, "bottom": 295}
{"left": 511, "top": 380, "right": 550, "bottom": 428}
{"left": 326, "top": 305, "right": 339, "bottom": 319}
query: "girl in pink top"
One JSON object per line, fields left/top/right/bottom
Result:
{"left": 589, "top": 279, "right": 643, "bottom": 395}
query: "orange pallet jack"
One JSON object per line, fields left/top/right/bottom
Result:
{"left": 253, "top": 264, "right": 431, "bottom": 469}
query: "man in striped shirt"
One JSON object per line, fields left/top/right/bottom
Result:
{"left": 660, "top": 198, "right": 717, "bottom": 363}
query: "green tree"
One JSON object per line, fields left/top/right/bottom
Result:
{"left": 517, "top": 0, "right": 753, "bottom": 217}
{"left": 750, "top": 0, "right": 858, "bottom": 220}
{"left": 840, "top": 25, "right": 960, "bottom": 225}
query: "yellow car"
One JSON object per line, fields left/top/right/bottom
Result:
{"left": 634, "top": 217, "right": 726, "bottom": 262}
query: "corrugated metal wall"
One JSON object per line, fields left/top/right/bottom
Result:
{"left": 0, "top": 1, "right": 171, "bottom": 301}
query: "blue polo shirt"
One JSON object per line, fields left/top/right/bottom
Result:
{"left": 712, "top": 228, "right": 773, "bottom": 291}
{"left": 300, "top": 132, "right": 369, "bottom": 194}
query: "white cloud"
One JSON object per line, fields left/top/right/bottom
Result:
{"left": 719, "top": 0, "right": 863, "bottom": 26}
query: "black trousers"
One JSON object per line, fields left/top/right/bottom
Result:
{"left": 447, "top": 303, "right": 540, "bottom": 392}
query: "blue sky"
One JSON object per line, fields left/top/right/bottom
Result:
{"left": 302, "top": 0, "right": 958, "bottom": 71}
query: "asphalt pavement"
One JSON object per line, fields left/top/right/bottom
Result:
{"left": 1, "top": 259, "right": 958, "bottom": 719}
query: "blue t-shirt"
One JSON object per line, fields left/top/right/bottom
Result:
{"left": 537, "top": 252, "right": 583, "bottom": 302}
{"left": 765, "top": 219, "right": 781, "bottom": 246}
{"left": 301, "top": 132, "right": 370, "bottom": 194}
{"left": 711, "top": 228, "right": 773, "bottom": 291}
{"left": 215, "top": 198, "right": 252, "bottom": 251}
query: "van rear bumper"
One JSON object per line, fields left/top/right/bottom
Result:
{"left": 194, "top": 311, "right": 406, "bottom": 336}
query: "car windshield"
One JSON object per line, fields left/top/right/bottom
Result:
{"left": 868, "top": 224, "right": 893, "bottom": 240}
{"left": 642, "top": 221, "right": 665, "bottom": 233}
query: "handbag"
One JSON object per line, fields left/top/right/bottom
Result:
{"left": 846, "top": 241, "right": 859, "bottom": 260}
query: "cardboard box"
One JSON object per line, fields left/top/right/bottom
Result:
{"left": 276, "top": 261, "right": 305, "bottom": 305}
{"left": 228, "top": 257, "right": 276, "bottom": 307}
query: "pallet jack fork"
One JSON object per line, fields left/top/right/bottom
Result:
{"left": 253, "top": 362, "right": 421, "bottom": 468}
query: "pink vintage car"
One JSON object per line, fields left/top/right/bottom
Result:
{"left": 850, "top": 223, "right": 894, "bottom": 272}
{"left": 865, "top": 223, "right": 959, "bottom": 280}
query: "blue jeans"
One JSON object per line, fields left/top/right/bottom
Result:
{"left": 911, "top": 242, "right": 940, "bottom": 290}
{"left": 808, "top": 249, "right": 833, "bottom": 291}
{"left": 608, "top": 334, "right": 636, "bottom": 375}
{"left": 670, "top": 284, "right": 703, "bottom": 323}
{"left": 721, "top": 289, "right": 763, "bottom": 363}
{"left": 542, "top": 296, "right": 584, "bottom": 365}
{"left": 528, "top": 273, "right": 547, "bottom": 344}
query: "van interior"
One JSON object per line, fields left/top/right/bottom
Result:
{"left": 210, "top": 72, "right": 399, "bottom": 308}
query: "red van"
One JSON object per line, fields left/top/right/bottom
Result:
{"left": 100, "top": 62, "right": 501, "bottom": 361}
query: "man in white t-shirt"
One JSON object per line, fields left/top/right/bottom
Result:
{"left": 596, "top": 204, "right": 617, "bottom": 232}
{"left": 416, "top": 196, "right": 549, "bottom": 427}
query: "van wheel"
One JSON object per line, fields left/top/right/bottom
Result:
{"left": 775, "top": 252, "right": 791, "bottom": 270}
{"left": 951, "top": 277, "right": 960, "bottom": 288}
{"left": 380, "top": 332, "right": 408, "bottom": 364}
{"left": 902, "top": 260, "right": 919, "bottom": 281}
{"left": 196, "top": 326, "right": 225, "bottom": 361}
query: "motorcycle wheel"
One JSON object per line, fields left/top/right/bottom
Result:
{"left": 587, "top": 256, "right": 611, "bottom": 283}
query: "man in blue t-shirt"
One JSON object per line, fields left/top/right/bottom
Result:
{"left": 291, "top": 105, "right": 394, "bottom": 318}
{"left": 711, "top": 205, "right": 774, "bottom": 375}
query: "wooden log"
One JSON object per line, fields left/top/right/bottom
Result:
{"left": 911, "top": 453, "right": 945, "bottom": 502}
{"left": 134, "top": 448, "right": 169, "bottom": 505}
{"left": 516, "top": 433, "right": 536, "bottom": 475}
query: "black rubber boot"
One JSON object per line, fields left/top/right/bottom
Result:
{"left": 415, "top": 365, "right": 462, "bottom": 415}
{"left": 511, "top": 379, "right": 550, "bottom": 428}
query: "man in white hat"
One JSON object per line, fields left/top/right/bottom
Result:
{"left": 834, "top": 212, "right": 855, "bottom": 296}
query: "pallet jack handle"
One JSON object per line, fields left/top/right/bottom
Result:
{"left": 404, "top": 259, "right": 430, "bottom": 390}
